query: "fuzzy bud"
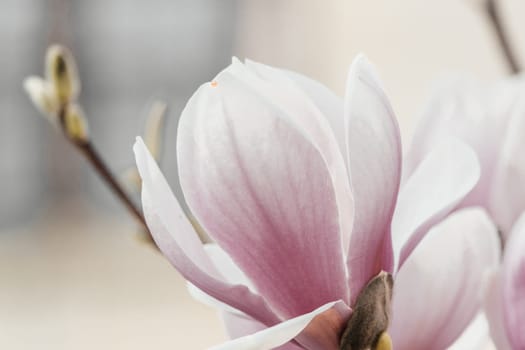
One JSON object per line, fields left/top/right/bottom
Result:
{"left": 63, "top": 104, "right": 89, "bottom": 144}
{"left": 23, "top": 76, "right": 59, "bottom": 117}
{"left": 46, "top": 44, "right": 80, "bottom": 105}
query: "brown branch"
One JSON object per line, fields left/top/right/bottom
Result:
{"left": 76, "top": 142, "right": 148, "bottom": 228}
{"left": 486, "top": 0, "right": 521, "bottom": 74}
{"left": 58, "top": 106, "right": 154, "bottom": 243}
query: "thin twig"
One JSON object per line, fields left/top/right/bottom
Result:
{"left": 58, "top": 106, "right": 154, "bottom": 242}
{"left": 485, "top": 0, "right": 521, "bottom": 74}
{"left": 77, "top": 142, "right": 148, "bottom": 228}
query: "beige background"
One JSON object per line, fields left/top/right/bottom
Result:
{"left": 1, "top": 0, "right": 522, "bottom": 349}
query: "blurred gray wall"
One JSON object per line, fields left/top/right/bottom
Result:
{"left": 0, "top": 0, "right": 48, "bottom": 227}
{"left": 0, "top": 0, "right": 237, "bottom": 227}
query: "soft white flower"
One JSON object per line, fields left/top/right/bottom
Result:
{"left": 406, "top": 76, "right": 525, "bottom": 238}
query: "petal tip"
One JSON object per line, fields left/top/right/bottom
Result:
{"left": 132, "top": 136, "right": 147, "bottom": 160}
{"left": 348, "top": 53, "right": 383, "bottom": 89}
{"left": 353, "top": 52, "right": 370, "bottom": 67}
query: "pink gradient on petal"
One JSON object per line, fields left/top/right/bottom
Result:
{"left": 134, "top": 138, "right": 280, "bottom": 326}
{"left": 296, "top": 302, "right": 351, "bottom": 350}
{"left": 177, "top": 71, "right": 348, "bottom": 319}
{"left": 405, "top": 77, "right": 525, "bottom": 239}
{"left": 222, "top": 312, "right": 303, "bottom": 350}
{"left": 390, "top": 208, "right": 500, "bottom": 350}
{"left": 490, "top": 101, "right": 525, "bottom": 238}
{"left": 502, "top": 213, "right": 525, "bottom": 348}
{"left": 392, "top": 138, "right": 480, "bottom": 268}
{"left": 209, "top": 302, "right": 347, "bottom": 350}
{"left": 344, "top": 55, "right": 400, "bottom": 303}
{"left": 238, "top": 59, "right": 354, "bottom": 258}
{"left": 277, "top": 67, "right": 345, "bottom": 156}
{"left": 485, "top": 271, "right": 512, "bottom": 350}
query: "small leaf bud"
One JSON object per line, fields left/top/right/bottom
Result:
{"left": 23, "top": 76, "right": 59, "bottom": 117}
{"left": 63, "top": 103, "right": 89, "bottom": 144}
{"left": 46, "top": 44, "right": 80, "bottom": 105}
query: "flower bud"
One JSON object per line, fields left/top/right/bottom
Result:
{"left": 23, "top": 76, "right": 59, "bottom": 117}
{"left": 63, "top": 103, "right": 89, "bottom": 144}
{"left": 46, "top": 44, "right": 80, "bottom": 105}
{"left": 340, "top": 272, "right": 393, "bottom": 350}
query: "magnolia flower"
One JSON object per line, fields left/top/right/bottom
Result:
{"left": 405, "top": 76, "right": 525, "bottom": 238}
{"left": 133, "top": 56, "right": 500, "bottom": 349}
{"left": 485, "top": 213, "right": 525, "bottom": 350}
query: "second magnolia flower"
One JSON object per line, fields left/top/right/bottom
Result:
{"left": 134, "top": 55, "right": 500, "bottom": 349}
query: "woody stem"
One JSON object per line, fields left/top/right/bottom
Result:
{"left": 485, "top": 0, "right": 521, "bottom": 74}
{"left": 58, "top": 106, "right": 153, "bottom": 241}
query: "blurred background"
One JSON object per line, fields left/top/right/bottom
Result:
{"left": 0, "top": 0, "right": 522, "bottom": 348}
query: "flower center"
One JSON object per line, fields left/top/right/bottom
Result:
{"left": 339, "top": 271, "right": 393, "bottom": 350}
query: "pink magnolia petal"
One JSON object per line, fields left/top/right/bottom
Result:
{"left": 344, "top": 54, "right": 401, "bottom": 303}
{"left": 274, "top": 67, "right": 345, "bottom": 156}
{"left": 404, "top": 77, "right": 518, "bottom": 206}
{"left": 222, "top": 312, "right": 267, "bottom": 340}
{"left": 484, "top": 270, "right": 512, "bottom": 350}
{"left": 239, "top": 59, "right": 353, "bottom": 253}
{"left": 390, "top": 208, "right": 500, "bottom": 350}
{"left": 186, "top": 282, "right": 250, "bottom": 317}
{"left": 490, "top": 101, "right": 525, "bottom": 237}
{"left": 501, "top": 213, "right": 525, "bottom": 348}
{"left": 195, "top": 286, "right": 350, "bottom": 349}
{"left": 209, "top": 301, "right": 349, "bottom": 350}
{"left": 405, "top": 78, "right": 491, "bottom": 180}
{"left": 222, "top": 312, "right": 303, "bottom": 350}
{"left": 448, "top": 313, "right": 495, "bottom": 350}
{"left": 177, "top": 69, "right": 348, "bottom": 318}
{"left": 295, "top": 302, "right": 351, "bottom": 350}
{"left": 404, "top": 77, "right": 465, "bottom": 179}
{"left": 134, "top": 138, "right": 279, "bottom": 326}
{"left": 186, "top": 244, "right": 255, "bottom": 316}
{"left": 204, "top": 244, "right": 255, "bottom": 290}
{"left": 392, "top": 138, "right": 480, "bottom": 267}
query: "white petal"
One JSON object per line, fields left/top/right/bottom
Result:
{"left": 208, "top": 302, "right": 344, "bottom": 350}
{"left": 390, "top": 208, "right": 500, "bottom": 350}
{"left": 204, "top": 243, "right": 255, "bottom": 289}
{"left": 186, "top": 244, "right": 256, "bottom": 316}
{"left": 344, "top": 54, "right": 401, "bottom": 302}
{"left": 447, "top": 312, "right": 495, "bottom": 350}
{"left": 404, "top": 76, "right": 516, "bottom": 206}
{"left": 392, "top": 137, "right": 480, "bottom": 267}
{"left": 484, "top": 270, "right": 512, "bottom": 350}
{"left": 501, "top": 212, "right": 525, "bottom": 348}
{"left": 186, "top": 283, "right": 247, "bottom": 317}
{"left": 134, "top": 138, "right": 280, "bottom": 326}
{"left": 490, "top": 99, "right": 525, "bottom": 237}
{"left": 275, "top": 67, "right": 345, "bottom": 155}
{"left": 222, "top": 312, "right": 267, "bottom": 339}
{"left": 221, "top": 312, "right": 303, "bottom": 350}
